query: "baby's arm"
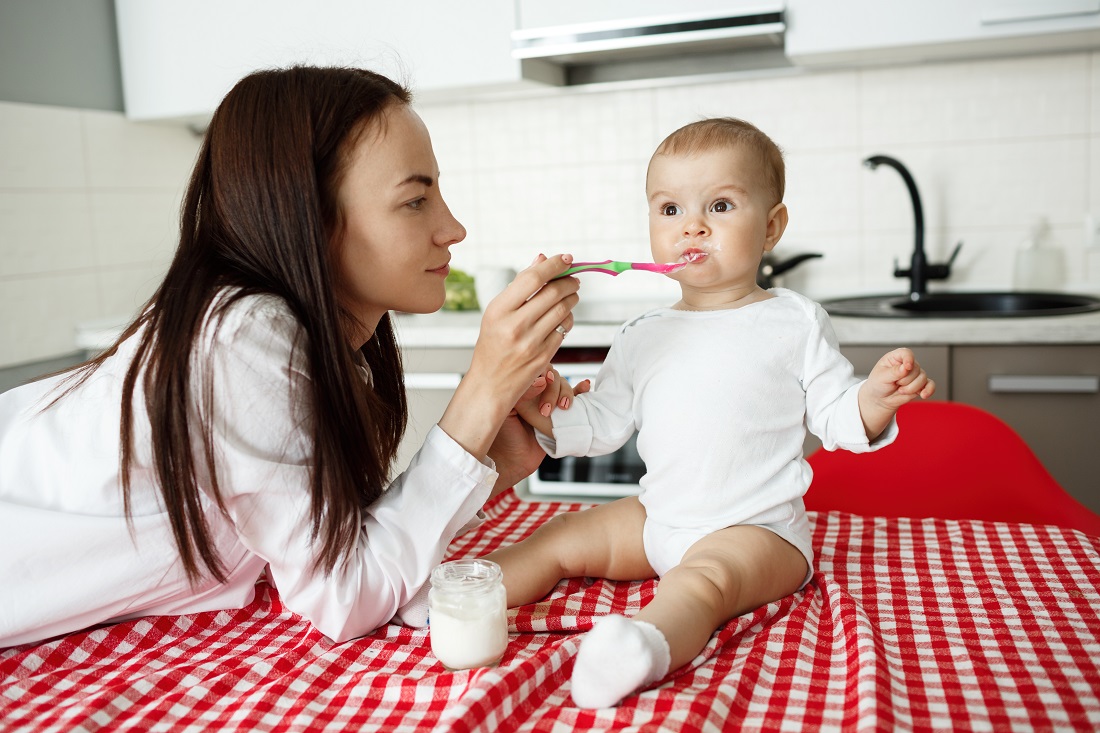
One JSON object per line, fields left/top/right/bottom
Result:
{"left": 858, "top": 347, "right": 936, "bottom": 440}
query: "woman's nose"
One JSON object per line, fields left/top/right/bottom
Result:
{"left": 438, "top": 204, "right": 467, "bottom": 246}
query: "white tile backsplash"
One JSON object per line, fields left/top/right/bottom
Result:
{"left": 3, "top": 49, "right": 1100, "bottom": 368}
{"left": 0, "top": 272, "right": 102, "bottom": 366}
{"left": 0, "top": 104, "right": 87, "bottom": 189}
{"left": 0, "top": 191, "right": 95, "bottom": 278}
{"left": 88, "top": 190, "right": 182, "bottom": 268}
{"left": 861, "top": 54, "right": 1090, "bottom": 145}
{"left": 82, "top": 109, "right": 200, "bottom": 189}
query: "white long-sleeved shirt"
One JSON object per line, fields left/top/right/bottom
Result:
{"left": 537, "top": 289, "right": 897, "bottom": 531}
{"left": 0, "top": 292, "right": 494, "bottom": 647}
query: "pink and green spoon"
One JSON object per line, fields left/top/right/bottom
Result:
{"left": 554, "top": 260, "right": 688, "bottom": 279}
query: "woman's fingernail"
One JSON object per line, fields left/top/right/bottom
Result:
{"left": 563, "top": 253, "right": 573, "bottom": 264}
{"left": 559, "top": 396, "right": 570, "bottom": 409}
{"left": 546, "top": 370, "right": 555, "bottom": 382}
{"left": 540, "top": 403, "right": 552, "bottom": 417}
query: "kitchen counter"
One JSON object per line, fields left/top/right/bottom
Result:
{"left": 77, "top": 299, "right": 1100, "bottom": 355}
{"left": 393, "top": 301, "right": 1100, "bottom": 349}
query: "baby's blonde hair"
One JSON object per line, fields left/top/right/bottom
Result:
{"left": 650, "top": 117, "right": 785, "bottom": 206}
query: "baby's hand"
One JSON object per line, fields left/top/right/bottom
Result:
{"left": 511, "top": 368, "right": 591, "bottom": 436}
{"left": 531, "top": 368, "right": 590, "bottom": 417}
{"left": 865, "top": 347, "right": 936, "bottom": 410}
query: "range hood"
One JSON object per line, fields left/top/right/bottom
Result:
{"left": 511, "top": 2, "right": 790, "bottom": 86}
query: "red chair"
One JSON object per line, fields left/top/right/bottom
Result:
{"left": 804, "top": 400, "right": 1100, "bottom": 536}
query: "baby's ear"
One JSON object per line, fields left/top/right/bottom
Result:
{"left": 764, "top": 202, "right": 788, "bottom": 249}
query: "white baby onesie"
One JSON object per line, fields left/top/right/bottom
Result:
{"left": 537, "top": 288, "right": 897, "bottom": 576}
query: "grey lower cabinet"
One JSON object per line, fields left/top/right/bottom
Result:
{"left": 401, "top": 343, "right": 1100, "bottom": 515}
{"left": 810, "top": 344, "right": 1099, "bottom": 515}
{"left": 952, "top": 345, "right": 1100, "bottom": 514}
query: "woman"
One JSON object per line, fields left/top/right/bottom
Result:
{"left": 0, "top": 67, "right": 579, "bottom": 647}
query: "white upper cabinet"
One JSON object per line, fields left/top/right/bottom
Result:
{"left": 786, "top": 0, "right": 1100, "bottom": 66}
{"left": 115, "top": 0, "right": 548, "bottom": 123}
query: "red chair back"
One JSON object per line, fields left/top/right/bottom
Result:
{"left": 804, "top": 400, "right": 1100, "bottom": 536}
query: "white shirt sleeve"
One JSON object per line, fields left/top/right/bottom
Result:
{"left": 536, "top": 332, "right": 637, "bottom": 458}
{"left": 198, "top": 298, "right": 495, "bottom": 641}
{"left": 802, "top": 302, "right": 898, "bottom": 453}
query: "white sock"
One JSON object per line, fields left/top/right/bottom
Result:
{"left": 393, "top": 580, "right": 431, "bottom": 628}
{"left": 570, "top": 615, "right": 671, "bottom": 709}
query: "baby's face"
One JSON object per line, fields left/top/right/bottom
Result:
{"left": 646, "top": 146, "right": 780, "bottom": 293}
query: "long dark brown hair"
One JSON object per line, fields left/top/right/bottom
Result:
{"left": 62, "top": 67, "right": 410, "bottom": 584}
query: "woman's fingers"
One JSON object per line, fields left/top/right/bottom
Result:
{"left": 493, "top": 254, "right": 575, "bottom": 311}
{"left": 464, "top": 253, "right": 582, "bottom": 415}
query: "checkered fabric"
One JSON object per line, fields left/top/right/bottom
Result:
{"left": 3, "top": 490, "right": 1098, "bottom": 732}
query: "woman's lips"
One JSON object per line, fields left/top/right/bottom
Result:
{"left": 428, "top": 264, "right": 451, "bottom": 276}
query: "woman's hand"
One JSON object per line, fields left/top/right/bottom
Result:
{"left": 487, "top": 369, "right": 592, "bottom": 497}
{"left": 439, "top": 254, "right": 580, "bottom": 460}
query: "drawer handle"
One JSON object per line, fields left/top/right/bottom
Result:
{"left": 405, "top": 373, "right": 463, "bottom": 390}
{"left": 987, "top": 375, "right": 1100, "bottom": 394}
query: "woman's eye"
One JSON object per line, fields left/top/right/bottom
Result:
{"left": 406, "top": 197, "right": 426, "bottom": 211}
{"left": 711, "top": 200, "right": 734, "bottom": 213}
{"left": 660, "top": 204, "right": 682, "bottom": 216}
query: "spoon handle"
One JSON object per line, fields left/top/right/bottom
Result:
{"left": 554, "top": 260, "right": 684, "bottom": 279}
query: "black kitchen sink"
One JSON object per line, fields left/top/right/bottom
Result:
{"left": 821, "top": 292, "right": 1100, "bottom": 318}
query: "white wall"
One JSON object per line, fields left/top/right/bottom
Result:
{"left": 3, "top": 50, "right": 1100, "bottom": 368}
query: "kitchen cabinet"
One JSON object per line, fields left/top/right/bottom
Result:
{"left": 785, "top": 0, "right": 1100, "bottom": 67}
{"left": 114, "top": 0, "right": 556, "bottom": 123}
{"left": 399, "top": 339, "right": 1099, "bottom": 516}
{"left": 515, "top": 0, "right": 772, "bottom": 30}
{"left": 812, "top": 343, "right": 1100, "bottom": 514}
{"left": 952, "top": 345, "right": 1100, "bottom": 514}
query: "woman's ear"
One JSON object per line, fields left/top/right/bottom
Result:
{"left": 763, "top": 202, "right": 788, "bottom": 252}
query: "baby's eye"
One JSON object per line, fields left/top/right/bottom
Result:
{"left": 710, "top": 200, "right": 734, "bottom": 213}
{"left": 659, "top": 203, "right": 682, "bottom": 216}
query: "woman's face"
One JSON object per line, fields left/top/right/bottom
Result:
{"left": 334, "top": 104, "right": 466, "bottom": 339}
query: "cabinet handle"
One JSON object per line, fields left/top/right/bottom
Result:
{"left": 405, "top": 373, "right": 463, "bottom": 390}
{"left": 987, "top": 375, "right": 1100, "bottom": 394}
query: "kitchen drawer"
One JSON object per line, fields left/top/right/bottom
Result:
{"left": 804, "top": 345, "right": 950, "bottom": 456}
{"left": 952, "top": 345, "right": 1100, "bottom": 513}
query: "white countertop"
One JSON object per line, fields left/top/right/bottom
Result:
{"left": 77, "top": 298, "right": 1100, "bottom": 354}
{"left": 393, "top": 301, "right": 1100, "bottom": 349}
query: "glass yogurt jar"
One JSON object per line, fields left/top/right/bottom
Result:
{"left": 428, "top": 559, "right": 508, "bottom": 670}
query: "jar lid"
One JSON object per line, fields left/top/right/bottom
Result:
{"left": 431, "top": 559, "right": 502, "bottom": 592}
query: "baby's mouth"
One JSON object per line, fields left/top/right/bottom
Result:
{"left": 681, "top": 248, "right": 708, "bottom": 263}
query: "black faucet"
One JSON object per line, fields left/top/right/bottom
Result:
{"left": 863, "top": 154, "right": 962, "bottom": 301}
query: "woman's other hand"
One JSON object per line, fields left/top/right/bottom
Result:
{"left": 488, "top": 369, "right": 592, "bottom": 497}
{"left": 439, "top": 254, "right": 580, "bottom": 460}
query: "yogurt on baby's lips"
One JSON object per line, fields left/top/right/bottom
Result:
{"left": 673, "top": 237, "right": 713, "bottom": 265}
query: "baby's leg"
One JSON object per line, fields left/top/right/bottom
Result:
{"left": 636, "top": 526, "right": 808, "bottom": 670}
{"left": 483, "top": 496, "right": 653, "bottom": 607}
{"left": 568, "top": 526, "right": 807, "bottom": 708}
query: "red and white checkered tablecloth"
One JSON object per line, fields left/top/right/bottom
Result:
{"left": 3, "top": 489, "right": 1099, "bottom": 732}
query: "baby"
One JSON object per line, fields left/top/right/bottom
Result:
{"left": 486, "top": 117, "right": 936, "bottom": 708}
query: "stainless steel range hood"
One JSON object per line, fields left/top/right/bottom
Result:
{"left": 511, "top": 2, "right": 790, "bottom": 86}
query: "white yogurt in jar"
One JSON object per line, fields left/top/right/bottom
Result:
{"left": 429, "top": 559, "right": 508, "bottom": 670}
